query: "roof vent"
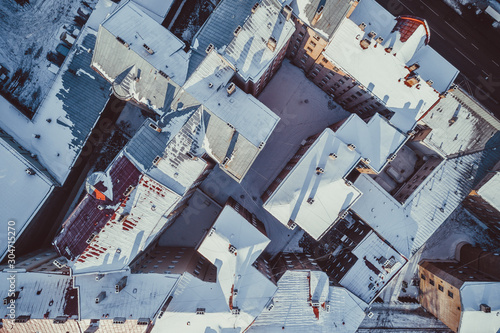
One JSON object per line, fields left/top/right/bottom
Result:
{"left": 95, "top": 291, "right": 106, "bottom": 304}
{"left": 158, "top": 70, "right": 169, "bottom": 79}
{"left": 329, "top": 153, "right": 338, "bottom": 160}
{"left": 283, "top": 5, "right": 293, "bottom": 21}
{"left": 25, "top": 168, "right": 36, "bottom": 175}
{"left": 360, "top": 39, "right": 371, "bottom": 49}
{"left": 116, "top": 36, "right": 129, "bottom": 48}
{"left": 267, "top": 37, "right": 277, "bottom": 52}
{"left": 408, "top": 63, "right": 420, "bottom": 72}
{"left": 142, "top": 44, "right": 154, "bottom": 55}
{"left": 316, "top": 167, "right": 325, "bottom": 174}
{"left": 115, "top": 276, "right": 128, "bottom": 293}
{"left": 347, "top": 144, "right": 356, "bottom": 151}
{"left": 97, "top": 205, "right": 104, "bottom": 211}
{"left": 287, "top": 220, "right": 297, "bottom": 230}
{"left": 208, "top": 82, "right": 213, "bottom": 88}
{"left": 53, "top": 316, "right": 68, "bottom": 324}
{"left": 227, "top": 82, "right": 236, "bottom": 96}
{"left": 234, "top": 25, "right": 242, "bottom": 36}
{"left": 359, "top": 22, "right": 367, "bottom": 31}
{"left": 480, "top": 304, "right": 491, "bottom": 313}
{"left": 205, "top": 43, "right": 214, "bottom": 54}
{"left": 251, "top": 3, "right": 259, "bottom": 13}
{"left": 137, "top": 318, "right": 150, "bottom": 325}
{"left": 149, "top": 122, "right": 162, "bottom": 133}
{"left": 307, "top": 197, "right": 315, "bottom": 204}
{"left": 368, "top": 31, "right": 377, "bottom": 39}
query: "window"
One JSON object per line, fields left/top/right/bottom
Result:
{"left": 356, "top": 91, "right": 363, "bottom": 97}
{"left": 309, "top": 41, "right": 317, "bottom": 47}
{"left": 307, "top": 47, "right": 313, "bottom": 52}
{"left": 448, "top": 291, "right": 454, "bottom": 298}
{"left": 322, "top": 57, "right": 328, "bottom": 63}
{"left": 430, "top": 279, "right": 435, "bottom": 286}
{"left": 298, "top": 32, "right": 304, "bottom": 38}
{"left": 438, "top": 285, "right": 444, "bottom": 292}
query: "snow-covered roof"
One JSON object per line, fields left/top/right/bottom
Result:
{"left": 334, "top": 113, "right": 407, "bottom": 172}
{"left": 458, "top": 282, "right": 500, "bottom": 333}
{"left": 185, "top": 51, "right": 280, "bottom": 147}
{"left": 75, "top": 271, "right": 180, "bottom": 319}
{"left": 263, "top": 128, "right": 362, "bottom": 240}
{"left": 224, "top": 0, "right": 295, "bottom": 82}
{"left": 352, "top": 150, "right": 485, "bottom": 257}
{"left": 153, "top": 204, "right": 277, "bottom": 332}
{"left": 477, "top": 172, "right": 500, "bottom": 211}
{"left": 183, "top": 51, "right": 280, "bottom": 181}
{"left": 0, "top": 28, "right": 111, "bottom": 184}
{"left": 93, "top": 1, "right": 188, "bottom": 113}
{"left": 131, "top": 0, "right": 174, "bottom": 23}
{"left": 290, "top": 0, "right": 354, "bottom": 39}
{"left": 86, "top": 0, "right": 118, "bottom": 31}
{"left": 420, "top": 87, "right": 500, "bottom": 157}
{"left": 324, "top": 0, "right": 458, "bottom": 132}
{"left": 0, "top": 272, "right": 77, "bottom": 319}
{"left": 0, "top": 138, "right": 54, "bottom": 261}
{"left": 249, "top": 270, "right": 367, "bottom": 332}
{"left": 339, "top": 231, "right": 406, "bottom": 304}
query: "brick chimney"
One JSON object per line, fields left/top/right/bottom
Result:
{"left": 311, "top": 5, "right": 324, "bottom": 26}
{"left": 267, "top": 37, "right": 277, "bottom": 52}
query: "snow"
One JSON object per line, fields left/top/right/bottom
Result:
{"left": 339, "top": 231, "right": 407, "bottom": 304}
{"left": 334, "top": 114, "right": 407, "bottom": 172}
{"left": 0, "top": 27, "right": 111, "bottom": 185}
{"left": 0, "top": 0, "right": 100, "bottom": 112}
{"left": 223, "top": 0, "right": 295, "bottom": 82}
{"left": 459, "top": 282, "right": 500, "bottom": 333}
{"left": 249, "top": 271, "right": 368, "bottom": 333}
{"left": 263, "top": 128, "right": 363, "bottom": 240}
{"left": 86, "top": 0, "right": 118, "bottom": 31}
{"left": 477, "top": 172, "right": 500, "bottom": 212}
{"left": 75, "top": 271, "right": 180, "bottom": 319}
{"left": 325, "top": 0, "right": 459, "bottom": 132}
{"left": 132, "top": 0, "right": 175, "bottom": 23}
{"left": 184, "top": 51, "right": 280, "bottom": 147}
{"left": 0, "top": 140, "right": 54, "bottom": 261}
{"left": 153, "top": 204, "right": 277, "bottom": 333}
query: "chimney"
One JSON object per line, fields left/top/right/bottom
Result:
{"left": 316, "top": 167, "right": 324, "bottom": 174}
{"left": 367, "top": 31, "right": 376, "bottom": 39}
{"left": 251, "top": 2, "right": 259, "bottom": 13}
{"left": 347, "top": 144, "right": 356, "bottom": 151}
{"left": 234, "top": 25, "right": 242, "bottom": 37}
{"left": 267, "top": 37, "right": 277, "bottom": 52}
{"left": 404, "top": 73, "right": 420, "bottom": 87}
{"left": 480, "top": 304, "right": 491, "bottom": 313}
{"left": 205, "top": 43, "right": 214, "bottom": 54}
{"left": 95, "top": 291, "right": 106, "bottom": 304}
{"left": 385, "top": 47, "right": 393, "bottom": 53}
{"left": 282, "top": 5, "right": 293, "bottom": 21}
{"left": 408, "top": 63, "right": 420, "bottom": 72}
{"left": 142, "top": 43, "right": 154, "bottom": 55}
{"left": 426, "top": 79, "right": 434, "bottom": 86}
{"left": 360, "top": 39, "right": 371, "bottom": 50}
{"left": 227, "top": 82, "right": 236, "bottom": 96}
{"left": 25, "top": 168, "right": 36, "bottom": 175}
{"left": 358, "top": 22, "right": 366, "bottom": 31}
{"left": 115, "top": 276, "right": 128, "bottom": 293}
{"left": 376, "top": 36, "right": 384, "bottom": 44}
{"left": 311, "top": 5, "right": 324, "bottom": 26}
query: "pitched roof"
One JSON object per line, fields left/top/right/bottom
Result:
{"left": 75, "top": 271, "right": 180, "bottom": 319}
{"left": 291, "top": 0, "right": 353, "bottom": 39}
{"left": 421, "top": 87, "right": 500, "bottom": 157}
{"left": 92, "top": 1, "right": 188, "bottom": 113}
{"left": 324, "top": 0, "right": 458, "bottom": 132}
{"left": 249, "top": 271, "right": 367, "bottom": 332}
{"left": 0, "top": 28, "right": 111, "bottom": 184}
{"left": 338, "top": 231, "right": 407, "bottom": 304}
{"left": 0, "top": 272, "right": 77, "bottom": 319}
{"left": 153, "top": 204, "right": 277, "bottom": 332}
{"left": 224, "top": 0, "right": 295, "bottom": 82}
{"left": 0, "top": 138, "right": 54, "bottom": 261}
{"left": 263, "top": 128, "right": 363, "bottom": 240}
